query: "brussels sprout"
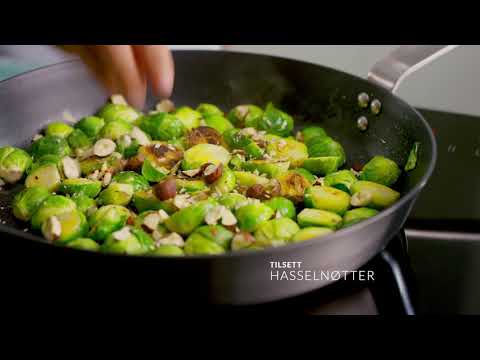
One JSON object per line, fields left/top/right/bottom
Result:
{"left": 188, "top": 224, "right": 234, "bottom": 250}
{"left": 12, "top": 186, "right": 50, "bottom": 221}
{"left": 141, "top": 158, "right": 169, "bottom": 182}
{"left": 233, "top": 171, "right": 269, "bottom": 187}
{"left": 203, "top": 114, "right": 234, "bottom": 134}
{"left": 97, "top": 103, "right": 141, "bottom": 123}
{"left": 165, "top": 199, "right": 216, "bottom": 235}
{"left": 176, "top": 179, "right": 207, "bottom": 193}
{"left": 45, "top": 122, "right": 74, "bottom": 138}
{"left": 97, "top": 183, "right": 134, "bottom": 206}
{"left": 301, "top": 126, "right": 328, "bottom": 145}
{"left": 184, "top": 234, "right": 225, "bottom": 255}
{"left": 101, "top": 226, "right": 154, "bottom": 255}
{"left": 75, "top": 116, "right": 105, "bottom": 139}
{"left": 231, "top": 231, "right": 258, "bottom": 251}
{"left": 264, "top": 196, "right": 296, "bottom": 219}
{"left": 291, "top": 227, "right": 333, "bottom": 242}
{"left": 359, "top": 156, "right": 401, "bottom": 187}
{"left": 139, "top": 113, "right": 186, "bottom": 140}
{"left": 242, "top": 160, "right": 289, "bottom": 178}
{"left": 197, "top": 103, "right": 223, "bottom": 117}
{"left": 150, "top": 245, "right": 184, "bottom": 256}
{"left": 79, "top": 153, "right": 125, "bottom": 176}
{"left": 297, "top": 208, "right": 343, "bottom": 229}
{"left": 71, "top": 193, "right": 97, "bottom": 215}
{"left": 211, "top": 166, "right": 236, "bottom": 194}
{"left": 324, "top": 170, "right": 358, "bottom": 193}
{"left": 265, "top": 135, "right": 308, "bottom": 168}
{"left": 253, "top": 217, "right": 300, "bottom": 248}
{"left": 27, "top": 154, "right": 62, "bottom": 176}
{"left": 111, "top": 171, "right": 150, "bottom": 192}
{"left": 229, "top": 154, "right": 245, "bottom": 171}
{"left": 227, "top": 105, "right": 263, "bottom": 128}
{"left": 0, "top": 146, "right": 32, "bottom": 184}
{"left": 217, "top": 193, "right": 247, "bottom": 210}
{"left": 25, "top": 164, "right": 62, "bottom": 192}
{"left": 133, "top": 189, "right": 177, "bottom": 214}
{"left": 302, "top": 156, "right": 341, "bottom": 176}
{"left": 304, "top": 186, "right": 351, "bottom": 215}
{"left": 173, "top": 106, "right": 202, "bottom": 130}
{"left": 350, "top": 181, "right": 400, "bottom": 209}
{"left": 58, "top": 178, "right": 102, "bottom": 198}
{"left": 292, "top": 168, "right": 316, "bottom": 185}
{"left": 31, "top": 195, "right": 77, "bottom": 230}
{"left": 66, "top": 129, "right": 92, "bottom": 151}
{"left": 235, "top": 202, "right": 274, "bottom": 232}
{"left": 182, "top": 144, "right": 231, "bottom": 170}
{"left": 88, "top": 205, "right": 131, "bottom": 242}
{"left": 308, "top": 136, "right": 346, "bottom": 167}
{"left": 116, "top": 135, "right": 140, "bottom": 158}
{"left": 41, "top": 209, "right": 88, "bottom": 243}
{"left": 276, "top": 171, "right": 311, "bottom": 203}
{"left": 66, "top": 237, "right": 100, "bottom": 251}
{"left": 223, "top": 128, "right": 264, "bottom": 160}
{"left": 405, "top": 142, "right": 420, "bottom": 172}
{"left": 99, "top": 120, "right": 133, "bottom": 141}
{"left": 30, "top": 135, "right": 71, "bottom": 160}
{"left": 257, "top": 103, "right": 294, "bottom": 137}
{"left": 342, "top": 207, "right": 380, "bottom": 228}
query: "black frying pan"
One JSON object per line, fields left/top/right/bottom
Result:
{"left": 0, "top": 46, "right": 452, "bottom": 306}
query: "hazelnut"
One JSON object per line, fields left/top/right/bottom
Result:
{"left": 154, "top": 177, "right": 177, "bottom": 201}
{"left": 246, "top": 184, "right": 267, "bottom": 199}
{"left": 203, "top": 163, "right": 223, "bottom": 184}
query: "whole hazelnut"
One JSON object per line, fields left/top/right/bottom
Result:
{"left": 154, "top": 177, "right": 177, "bottom": 201}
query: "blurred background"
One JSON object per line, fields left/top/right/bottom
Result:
{"left": 0, "top": 45, "right": 477, "bottom": 116}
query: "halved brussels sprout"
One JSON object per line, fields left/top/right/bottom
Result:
{"left": 67, "top": 129, "right": 92, "bottom": 151}
{"left": 297, "top": 208, "right": 343, "bottom": 229}
{"left": 71, "top": 193, "right": 97, "bottom": 215}
{"left": 359, "top": 156, "right": 401, "bottom": 187}
{"left": 184, "top": 234, "right": 225, "bottom": 255}
{"left": 45, "top": 122, "right": 74, "bottom": 139}
{"left": 342, "top": 207, "right": 379, "bottom": 228}
{"left": 182, "top": 144, "right": 231, "bottom": 170}
{"left": 176, "top": 178, "right": 207, "bottom": 193}
{"left": 405, "top": 142, "right": 420, "bottom": 172}
{"left": 308, "top": 136, "right": 346, "bottom": 167}
{"left": 25, "top": 164, "right": 62, "bottom": 192}
{"left": 229, "top": 154, "right": 245, "bottom": 171}
{"left": 101, "top": 226, "right": 154, "bottom": 255}
{"left": 227, "top": 104, "right": 263, "bottom": 128}
{"left": 27, "top": 154, "right": 62, "bottom": 176}
{"left": 141, "top": 158, "right": 169, "bottom": 182}
{"left": 99, "top": 120, "right": 133, "bottom": 141}
{"left": 264, "top": 196, "right": 296, "bottom": 219}
{"left": 41, "top": 209, "right": 88, "bottom": 244}
{"left": 173, "top": 106, "right": 202, "bottom": 130}
{"left": 196, "top": 103, "right": 223, "bottom": 117}
{"left": 235, "top": 202, "right": 274, "bottom": 232}
{"left": 188, "top": 224, "right": 234, "bottom": 250}
{"left": 97, "top": 103, "right": 141, "bottom": 123}
{"left": 111, "top": 171, "right": 150, "bottom": 192}
{"left": 31, "top": 194, "right": 77, "bottom": 230}
{"left": 233, "top": 171, "right": 269, "bottom": 187}
{"left": 257, "top": 102, "right": 294, "bottom": 137}
{"left": 12, "top": 186, "right": 50, "bottom": 221}
{"left": 265, "top": 135, "right": 308, "bottom": 168}
{"left": 253, "top": 217, "right": 300, "bottom": 248}
{"left": 79, "top": 153, "right": 125, "bottom": 176}
{"left": 0, "top": 146, "right": 32, "bottom": 184}
{"left": 164, "top": 199, "right": 217, "bottom": 235}
{"left": 203, "top": 115, "right": 234, "bottom": 134}
{"left": 88, "top": 205, "right": 131, "bottom": 242}
{"left": 97, "top": 183, "right": 134, "bottom": 206}
{"left": 242, "top": 160, "right": 290, "bottom": 178}
{"left": 139, "top": 112, "right": 186, "bottom": 141}
{"left": 291, "top": 227, "right": 333, "bottom": 242}
{"left": 302, "top": 156, "right": 341, "bottom": 176}
{"left": 223, "top": 128, "right": 264, "bottom": 160}
{"left": 75, "top": 116, "right": 105, "bottom": 139}
{"left": 276, "top": 171, "right": 311, "bottom": 203}
{"left": 59, "top": 178, "right": 102, "bottom": 198}
{"left": 66, "top": 237, "right": 100, "bottom": 251}
{"left": 116, "top": 135, "right": 140, "bottom": 158}
{"left": 301, "top": 126, "right": 328, "bottom": 145}
{"left": 217, "top": 193, "right": 247, "bottom": 210}
{"left": 211, "top": 166, "right": 236, "bottom": 194}
{"left": 324, "top": 170, "right": 358, "bottom": 193}
{"left": 132, "top": 189, "right": 177, "bottom": 214}
{"left": 350, "top": 181, "right": 400, "bottom": 209}
{"left": 291, "top": 168, "right": 316, "bottom": 185}
{"left": 304, "top": 186, "right": 351, "bottom": 215}
{"left": 150, "top": 245, "right": 185, "bottom": 256}
{"left": 30, "top": 135, "right": 71, "bottom": 160}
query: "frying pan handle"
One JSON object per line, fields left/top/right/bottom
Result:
{"left": 367, "top": 45, "right": 459, "bottom": 93}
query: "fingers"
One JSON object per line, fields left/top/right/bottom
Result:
{"left": 133, "top": 45, "right": 175, "bottom": 99}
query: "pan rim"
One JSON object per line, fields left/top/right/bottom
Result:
{"left": 0, "top": 52, "right": 437, "bottom": 260}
